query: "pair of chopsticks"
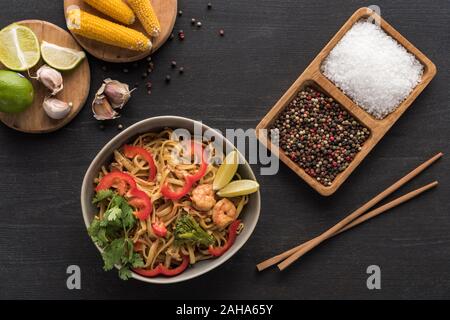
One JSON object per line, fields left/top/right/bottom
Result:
{"left": 257, "top": 152, "right": 443, "bottom": 272}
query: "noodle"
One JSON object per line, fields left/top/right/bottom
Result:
{"left": 92, "top": 129, "right": 249, "bottom": 275}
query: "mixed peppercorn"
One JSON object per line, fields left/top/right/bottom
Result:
{"left": 270, "top": 87, "right": 370, "bottom": 186}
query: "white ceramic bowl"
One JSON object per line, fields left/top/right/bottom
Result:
{"left": 81, "top": 116, "right": 261, "bottom": 284}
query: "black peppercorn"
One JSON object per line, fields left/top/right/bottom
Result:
{"left": 270, "top": 86, "right": 370, "bottom": 186}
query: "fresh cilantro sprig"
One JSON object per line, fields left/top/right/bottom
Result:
{"left": 88, "top": 190, "right": 144, "bottom": 280}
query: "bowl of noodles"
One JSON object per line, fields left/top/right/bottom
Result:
{"left": 81, "top": 116, "right": 261, "bottom": 283}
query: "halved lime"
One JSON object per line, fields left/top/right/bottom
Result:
{"left": 213, "top": 151, "right": 239, "bottom": 191}
{"left": 216, "top": 180, "right": 259, "bottom": 198}
{"left": 0, "top": 24, "right": 40, "bottom": 71}
{"left": 41, "top": 41, "right": 85, "bottom": 71}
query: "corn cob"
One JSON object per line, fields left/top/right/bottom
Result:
{"left": 66, "top": 7, "right": 151, "bottom": 52}
{"left": 127, "top": 0, "right": 161, "bottom": 37}
{"left": 83, "top": 0, "right": 135, "bottom": 25}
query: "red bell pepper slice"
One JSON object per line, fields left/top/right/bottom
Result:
{"left": 95, "top": 169, "right": 153, "bottom": 221}
{"left": 96, "top": 172, "right": 137, "bottom": 196}
{"left": 160, "top": 255, "right": 189, "bottom": 276}
{"left": 185, "top": 141, "right": 208, "bottom": 183}
{"left": 133, "top": 242, "right": 144, "bottom": 251}
{"left": 152, "top": 220, "right": 167, "bottom": 238}
{"left": 208, "top": 220, "right": 241, "bottom": 257}
{"left": 123, "top": 145, "right": 157, "bottom": 181}
{"left": 160, "top": 176, "right": 193, "bottom": 200}
{"left": 161, "top": 140, "right": 207, "bottom": 200}
{"left": 133, "top": 265, "right": 162, "bottom": 277}
{"left": 133, "top": 256, "right": 189, "bottom": 277}
{"left": 127, "top": 188, "right": 152, "bottom": 220}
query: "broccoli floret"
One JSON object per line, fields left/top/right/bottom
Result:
{"left": 174, "top": 214, "right": 214, "bottom": 246}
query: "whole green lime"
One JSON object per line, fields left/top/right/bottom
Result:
{"left": 0, "top": 70, "right": 34, "bottom": 113}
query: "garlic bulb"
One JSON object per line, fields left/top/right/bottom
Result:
{"left": 43, "top": 97, "right": 71, "bottom": 120}
{"left": 35, "top": 65, "right": 63, "bottom": 95}
{"left": 97, "top": 78, "right": 134, "bottom": 109}
{"left": 92, "top": 95, "right": 119, "bottom": 120}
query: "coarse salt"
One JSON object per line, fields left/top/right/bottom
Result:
{"left": 321, "top": 20, "right": 424, "bottom": 119}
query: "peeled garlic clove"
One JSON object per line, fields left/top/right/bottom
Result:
{"left": 102, "top": 78, "right": 134, "bottom": 109}
{"left": 43, "top": 97, "right": 71, "bottom": 120}
{"left": 92, "top": 95, "right": 119, "bottom": 120}
{"left": 36, "top": 65, "right": 63, "bottom": 96}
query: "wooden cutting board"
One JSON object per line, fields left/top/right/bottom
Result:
{"left": 0, "top": 20, "right": 90, "bottom": 134}
{"left": 63, "top": 0, "right": 177, "bottom": 63}
{"left": 256, "top": 7, "right": 437, "bottom": 196}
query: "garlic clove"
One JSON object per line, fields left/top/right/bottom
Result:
{"left": 43, "top": 97, "right": 71, "bottom": 120}
{"left": 102, "top": 78, "right": 134, "bottom": 109}
{"left": 92, "top": 94, "right": 119, "bottom": 120}
{"left": 36, "top": 65, "right": 63, "bottom": 96}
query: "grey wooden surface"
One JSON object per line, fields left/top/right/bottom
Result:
{"left": 0, "top": 0, "right": 449, "bottom": 299}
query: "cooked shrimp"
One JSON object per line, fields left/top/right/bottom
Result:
{"left": 212, "top": 199, "right": 237, "bottom": 229}
{"left": 191, "top": 184, "right": 216, "bottom": 211}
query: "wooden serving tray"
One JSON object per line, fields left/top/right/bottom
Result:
{"left": 64, "top": 0, "right": 177, "bottom": 63}
{"left": 256, "top": 7, "right": 437, "bottom": 196}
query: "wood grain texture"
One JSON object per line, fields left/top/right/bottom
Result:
{"left": 63, "top": 0, "right": 177, "bottom": 62}
{"left": 0, "top": 0, "right": 449, "bottom": 300}
{"left": 256, "top": 7, "right": 437, "bottom": 196}
{"left": 0, "top": 20, "right": 90, "bottom": 133}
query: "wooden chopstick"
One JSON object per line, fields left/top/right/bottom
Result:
{"left": 333, "top": 181, "right": 437, "bottom": 235}
{"left": 275, "top": 181, "right": 437, "bottom": 270}
{"left": 256, "top": 152, "right": 443, "bottom": 272}
{"left": 277, "top": 153, "right": 442, "bottom": 271}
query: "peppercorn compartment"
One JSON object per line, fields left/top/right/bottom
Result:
{"left": 269, "top": 84, "right": 371, "bottom": 188}
{"left": 257, "top": 79, "right": 374, "bottom": 196}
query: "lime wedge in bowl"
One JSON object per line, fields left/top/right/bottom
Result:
{"left": 0, "top": 24, "right": 40, "bottom": 71}
{"left": 41, "top": 41, "right": 85, "bottom": 71}
{"left": 213, "top": 150, "right": 239, "bottom": 191}
{"left": 217, "top": 180, "right": 260, "bottom": 198}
